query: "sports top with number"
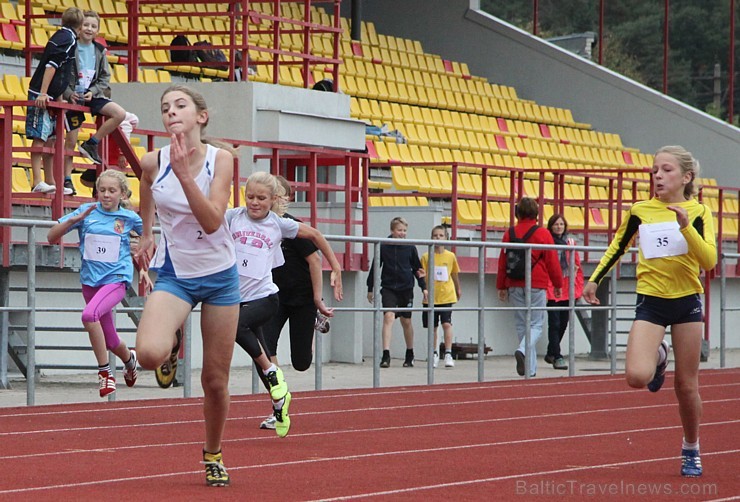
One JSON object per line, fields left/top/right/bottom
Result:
{"left": 225, "top": 208, "right": 299, "bottom": 302}
{"left": 59, "top": 202, "right": 143, "bottom": 287}
{"left": 149, "top": 144, "right": 235, "bottom": 279}
{"left": 589, "top": 198, "right": 716, "bottom": 298}
{"left": 420, "top": 250, "right": 460, "bottom": 305}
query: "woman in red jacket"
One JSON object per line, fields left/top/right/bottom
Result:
{"left": 545, "top": 214, "right": 584, "bottom": 370}
{"left": 497, "top": 198, "right": 563, "bottom": 377}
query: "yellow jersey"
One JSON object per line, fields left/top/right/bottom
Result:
{"left": 421, "top": 249, "right": 460, "bottom": 305}
{"left": 589, "top": 198, "right": 716, "bottom": 298}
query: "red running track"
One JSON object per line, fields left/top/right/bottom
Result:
{"left": 0, "top": 369, "right": 738, "bottom": 501}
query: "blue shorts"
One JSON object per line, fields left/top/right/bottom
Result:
{"left": 153, "top": 265, "right": 240, "bottom": 307}
{"left": 634, "top": 293, "right": 703, "bottom": 327}
{"left": 25, "top": 105, "right": 55, "bottom": 141}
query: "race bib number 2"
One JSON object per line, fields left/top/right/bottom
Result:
{"left": 639, "top": 221, "right": 688, "bottom": 259}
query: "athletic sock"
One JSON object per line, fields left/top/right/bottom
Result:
{"left": 682, "top": 438, "right": 699, "bottom": 451}
{"left": 262, "top": 363, "right": 277, "bottom": 376}
{"left": 657, "top": 343, "right": 667, "bottom": 365}
{"left": 98, "top": 363, "right": 111, "bottom": 374}
{"left": 88, "top": 136, "right": 99, "bottom": 145}
{"left": 445, "top": 350, "right": 452, "bottom": 356}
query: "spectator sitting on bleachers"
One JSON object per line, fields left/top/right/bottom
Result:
{"left": 62, "top": 10, "right": 127, "bottom": 189}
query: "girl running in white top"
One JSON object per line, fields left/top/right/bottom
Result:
{"left": 225, "top": 171, "right": 343, "bottom": 438}
{"left": 134, "top": 85, "right": 239, "bottom": 487}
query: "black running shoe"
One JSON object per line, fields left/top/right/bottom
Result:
{"left": 380, "top": 351, "right": 390, "bottom": 368}
{"left": 79, "top": 139, "right": 103, "bottom": 164}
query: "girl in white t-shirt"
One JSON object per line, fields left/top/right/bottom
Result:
{"left": 225, "top": 171, "right": 343, "bottom": 438}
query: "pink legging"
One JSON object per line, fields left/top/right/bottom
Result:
{"left": 81, "top": 282, "right": 126, "bottom": 350}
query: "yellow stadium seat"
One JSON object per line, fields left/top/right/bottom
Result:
{"left": 11, "top": 167, "right": 32, "bottom": 192}
{"left": 71, "top": 173, "right": 94, "bottom": 198}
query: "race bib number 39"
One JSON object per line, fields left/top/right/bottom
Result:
{"left": 639, "top": 221, "right": 688, "bottom": 259}
{"left": 83, "top": 234, "right": 121, "bottom": 263}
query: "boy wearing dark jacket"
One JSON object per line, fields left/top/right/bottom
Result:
{"left": 25, "top": 7, "right": 83, "bottom": 194}
{"left": 367, "top": 217, "right": 428, "bottom": 367}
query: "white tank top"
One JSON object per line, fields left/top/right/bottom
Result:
{"left": 150, "top": 144, "right": 235, "bottom": 279}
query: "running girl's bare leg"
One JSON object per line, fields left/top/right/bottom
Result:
{"left": 200, "top": 303, "right": 238, "bottom": 454}
{"left": 670, "top": 322, "right": 703, "bottom": 443}
{"left": 135, "top": 291, "right": 193, "bottom": 369}
{"left": 625, "top": 320, "right": 665, "bottom": 388}
{"left": 86, "top": 322, "right": 110, "bottom": 366}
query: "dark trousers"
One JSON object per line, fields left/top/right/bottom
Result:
{"left": 546, "top": 299, "right": 570, "bottom": 359}
{"left": 235, "top": 293, "right": 279, "bottom": 391}
{"left": 263, "top": 300, "right": 318, "bottom": 372}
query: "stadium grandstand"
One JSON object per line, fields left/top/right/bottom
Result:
{"left": 1, "top": 0, "right": 739, "bottom": 392}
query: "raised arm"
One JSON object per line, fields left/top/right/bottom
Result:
{"left": 296, "top": 223, "right": 343, "bottom": 301}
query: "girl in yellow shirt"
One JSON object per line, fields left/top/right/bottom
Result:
{"left": 583, "top": 146, "right": 716, "bottom": 478}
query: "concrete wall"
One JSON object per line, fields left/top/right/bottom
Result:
{"left": 110, "top": 80, "right": 365, "bottom": 176}
{"left": 356, "top": 0, "right": 740, "bottom": 187}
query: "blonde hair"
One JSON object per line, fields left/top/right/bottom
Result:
{"left": 96, "top": 169, "right": 131, "bottom": 209}
{"left": 160, "top": 85, "right": 238, "bottom": 155}
{"left": 274, "top": 175, "right": 292, "bottom": 216}
{"left": 654, "top": 145, "right": 701, "bottom": 199}
{"left": 245, "top": 171, "right": 283, "bottom": 213}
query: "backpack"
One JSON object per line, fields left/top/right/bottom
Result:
{"left": 170, "top": 35, "right": 195, "bottom": 63}
{"left": 505, "top": 225, "right": 540, "bottom": 280}
{"left": 194, "top": 41, "right": 227, "bottom": 66}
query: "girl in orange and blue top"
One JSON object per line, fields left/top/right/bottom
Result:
{"left": 583, "top": 145, "right": 716, "bottom": 477}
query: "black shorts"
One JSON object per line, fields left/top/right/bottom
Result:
{"left": 634, "top": 293, "right": 703, "bottom": 327}
{"left": 381, "top": 288, "right": 413, "bottom": 319}
{"left": 422, "top": 303, "right": 453, "bottom": 328}
{"left": 65, "top": 97, "right": 113, "bottom": 131}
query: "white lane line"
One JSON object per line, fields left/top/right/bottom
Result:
{"left": 1, "top": 397, "right": 737, "bottom": 461}
{"left": 1, "top": 388, "right": 738, "bottom": 437}
{"left": 1, "top": 371, "right": 737, "bottom": 419}
{"left": 1, "top": 428, "right": 737, "bottom": 496}
{"left": 303, "top": 449, "right": 740, "bottom": 501}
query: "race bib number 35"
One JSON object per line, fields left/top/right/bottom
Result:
{"left": 639, "top": 221, "right": 688, "bottom": 259}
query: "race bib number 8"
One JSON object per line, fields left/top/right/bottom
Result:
{"left": 236, "top": 246, "right": 269, "bottom": 279}
{"left": 639, "top": 221, "right": 688, "bottom": 259}
{"left": 83, "top": 234, "right": 121, "bottom": 263}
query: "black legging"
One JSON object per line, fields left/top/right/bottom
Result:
{"left": 546, "top": 299, "right": 569, "bottom": 359}
{"left": 235, "top": 293, "right": 279, "bottom": 391}
{"left": 263, "top": 300, "right": 317, "bottom": 371}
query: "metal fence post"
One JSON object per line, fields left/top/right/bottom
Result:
{"left": 26, "top": 225, "right": 37, "bottom": 406}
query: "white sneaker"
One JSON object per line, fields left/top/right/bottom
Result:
{"left": 444, "top": 352, "right": 455, "bottom": 368}
{"left": 33, "top": 181, "right": 56, "bottom": 193}
{"left": 433, "top": 352, "right": 439, "bottom": 368}
{"left": 260, "top": 414, "right": 276, "bottom": 430}
{"left": 62, "top": 186, "right": 73, "bottom": 195}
